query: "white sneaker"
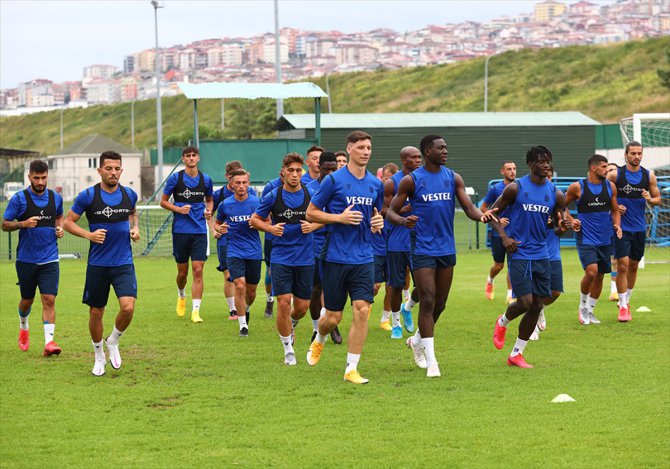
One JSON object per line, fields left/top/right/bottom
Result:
{"left": 92, "top": 357, "right": 106, "bottom": 376}
{"left": 588, "top": 312, "right": 601, "bottom": 324}
{"left": 529, "top": 326, "right": 540, "bottom": 341}
{"left": 426, "top": 362, "right": 441, "bottom": 378}
{"left": 537, "top": 307, "right": 546, "bottom": 331}
{"left": 406, "top": 337, "right": 427, "bottom": 369}
{"left": 105, "top": 338, "right": 122, "bottom": 370}
{"left": 284, "top": 352, "right": 297, "bottom": 366}
{"left": 579, "top": 307, "right": 590, "bottom": 325}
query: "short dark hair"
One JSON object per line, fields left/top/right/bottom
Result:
{"left": 346, "top": 131, "right": 372, "bottom": 144}
{"left": 334, "top": 151, "right": 347, "bottom": 158}
{"left": 29, "top": 160, "right": 48, "bottom": 174}
{"left": 501, "top": 160, "right": 515, "bottom": 168}
{"left": 319, "top": 151, "right": 337, "bottom": 166}
{"left": 607, "top": 162, "right": 618, "bottom": 168}
{"left": 526, "top": 145, "right": 553, "bottom": 165}
{"left": 306, "top": 145, "right": 324, "bottom": 155}
{"left": 225, "top": 160, "right": 242, "bottom": 174}
{"left": 382, "top": 162, "right": 399, "bottom": 174}
{"left": 100, "top": 151, "right": 122, "bottom": 167}
{"left": 283, "top": 152, "right": 304, "bottom": 167}
{"left": 182, "top": 146, "right": 199, "bottom": 156}
{"left": 587, "top": 154, "right": 608, "bottom": 168}
{"left": 419, "top": 135, "right": 443, "bottom": 156}
{"left": 229, "top": 168, "right": 249, "bottom": 179}
{"left": 625, "top": 141, "right": 643, "bottom": 153}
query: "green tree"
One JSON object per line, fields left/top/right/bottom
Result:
{"left": 658, "top": 49, "right": 670, "bottom": 90}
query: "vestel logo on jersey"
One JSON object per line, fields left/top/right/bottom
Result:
{"left": 95, "top": 206, "right": 130, "bottom": 218}
{"left": 177, "top": 188, "right": 205, "bottom": 199}
{"left": 421, "top": 192, "right": 452, "bottom": 202}
{"left": 522, "top": 204, "right": 550, "bottom": 214}
{"left": 346, "top": 196, "right": 373, "bottom": 205}
{"left": 229, "top": 214, "right": 251, "bottom": 222}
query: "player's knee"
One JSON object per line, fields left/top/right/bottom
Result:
{"left": 516, "top": 296, "right": 532, "bottom": 311}
{"left": 192, "top": 265, "right": 204, "bottom": 279}
{"left": 19, "top": 298, "right": 35, "bottom": 310}
{"left": 40, "top": 295, "right": 55, "bottom": 308}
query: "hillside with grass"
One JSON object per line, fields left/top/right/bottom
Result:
{"left": 1, "top": 36, "right": 668, "bottom": 156}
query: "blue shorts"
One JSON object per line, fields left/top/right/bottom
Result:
{"left": 578, "top": 243, "right": 612, "bottom": 273}
{"left": 374, "top": 255, "right": 387, "bottom": 284}
{"left": 15, "top": 261, "right": 59, "bottom": 299}
{"left": 614, "top": 230, "right": 646, "bottom": 261}
{"left": 508, "top": 258, "right": 551, "bottom": 298}
{"left": 264, "top": 237, "right": 273, "bottom": 266}
{"left": 83, "top": 264, "right": 137, "bottom": 308}
{"left": 172, "top": 233, "right": 207, "bottom": 263}
{"left": 387, "top": 251, "right": 411, "bottom": 288}
{"left": 271, "top": 263, "right": 314, "bottom": 300}
{"left": 411, "top": 254, "right": 457, "bottom": 270}
{"left": 549, "top": 260, "right": 563, "bottom": 293}
{"left": 312, "top": 257, "right": 323, "bottom": 287}
{"left": 321, "top": 261, "right": 374, "bottom": 311}
{"left": 216, "top": 244, "right": 228, "bottom": 272}
{"left": 227, "top": 257, "right": 262, "bottom": 285}
{"left": 491, "top": 236, "right": 506, "bottom": 264}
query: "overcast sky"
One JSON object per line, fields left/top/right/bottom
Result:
{"left": 2, "top": 0, "right": 575, "bottom": 87}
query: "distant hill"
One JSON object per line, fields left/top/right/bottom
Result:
{"left": 1, "top": 36, "right": 668, "bottom": 156}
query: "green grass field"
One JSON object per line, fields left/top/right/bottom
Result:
{"left": 1, "top": 249, "right": 669, "bottom": 468}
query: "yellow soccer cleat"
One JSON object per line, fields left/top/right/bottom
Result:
{"left": 306, "top": 340, "right": 324, "bottom": 366}
{"left": 609, "top": 292, "right": 618, "bottom": 302}
{"left": 380, "top": 320, "right": 392, "bottom": 331}
{"left": 343, "top": 369, "right": 369, "bottom": 384}
{"left": 176, "top": 297, "right": 186, "bottom": 317}
{"left": 190, "top": 310, "right": 203, "bottom": 323}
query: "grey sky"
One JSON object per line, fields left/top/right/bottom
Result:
{"left": 2, "top": 0, "right": 557, "bottom": 87}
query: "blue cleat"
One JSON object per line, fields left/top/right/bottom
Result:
{"left": 401, "top": 305, "right": 415, "bottom": 333}
{"left": 391, "top": 325, "right": 403, "bottom": 339}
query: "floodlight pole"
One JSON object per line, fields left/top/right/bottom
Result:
{"left": 60, "top": 108, "right": 64, "bottom": 149}
{"left": 151, "top": 0, "right": 164, "bottom": 186}
{"left": 131, "top": 99, "right": 135, "bottom": 150}
{"left": 325, "top": 74, "right": 332, "bottom": 113}
{"left": 274, "top": 0, "right": 283, "bottom": 119}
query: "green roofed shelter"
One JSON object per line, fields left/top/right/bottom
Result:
{"left": 278, "top": 111, "right": 602, "bottom": 197}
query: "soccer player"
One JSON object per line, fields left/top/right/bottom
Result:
{"left": 215, "top": 169, "right": 262, "bottom": 337}
{"left": 301, "top": 145, "right": 323, "bottom": 185}
{"left": 490, "top": 145, "right": 568, "bottom": 369}
{"left": 160, "top": 146, "right": 213, "bottom": 323}
{"left": 2, "top": 160, "right": 64, "bottom": 357}
{"left": 608, "top": 141, "right": 661, "bottom": 321}
{"left": 305, "top": 130, "right": 384, "bottom": 384}
{"left": 564, "top": 154, "right": 622, "bottom": 325}
{"left": 261, "top": 170, "right": 284, "bottom": 319}
{"left": 212, "top": 160, "right": 257, "bottom": 321}
{"left": 383, "top": 147, "right": 422, "bottom": 337}
{"left": 305, "top": 151, "right": 343, "bottom": 345}
{"left": 251, "top": 153, "right": 322, "bottom": 365}
{"left": 335, "top": 151, "right": 348, "bottom": 170}
{"left": 387, "top": 135, "right": 496, "bottom": 378}
{"left": 63, "top": 151, "right": 140, "bottom": 376}
{"left": 481, "top": 161, "right": 516, "bottom": 303}
{"left": 372, "top": 163, "right": 397, "bottom": 337}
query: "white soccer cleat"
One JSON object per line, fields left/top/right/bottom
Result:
{"left": 578, "top": 307, "right": 590, "bottom": 325}
{"left": 92, "top": 357, "right": 106, "bottom": 377}
{"left": 537, "top": 307, "right": 546, "bottom": 331}
{"left": 588, "top": 312, "right": 601, "bottom": 324}
{"left": 105, "top": 338, "right": 122, "bottom": 370}
{"left": 529, "top": 326, "right": 540, "bottom": 341}
{"left": 406, "top": 337, "right": 427, "bottom": 369}
{"left": 426, "top": 362, "right": 441, "bottom": 378}
{"left": 284, "top": 352, "right": 297, "bottom": 366}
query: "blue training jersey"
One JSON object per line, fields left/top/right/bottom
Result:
{"left": 482, "top": 180, "right": 512, "bottom": 238}
{"left": 371, "top": 221, "right": 388, "bottom": 256}
{"left": 255, "top": 187, "right": 314, "bottom": 266}
{"left": 212, "top": 185, "right": 257, "bottom": 247}
{"left": 71, "top": 185, "right": 138, "bottom": 267}
{"left": 576, "top": 179, "right": 613, "bottom": 246}
{"left": 301, "top": 172, "right": 316, "bottom": 185}
{"left": 163, "top": 170, "right": 213, "bottom": 234}
{"left": 310, "top": 166, "right": 383, "bottom": 264}
{"left": 616, "top": 167, "right": 649, "bottom": 232}
{"left": 408, "top": 166, "right": 456, "bottom": 257}
{"left": 386, "top": 171, "right": 412, "bottom": 252}
{"left": 506, "top": 175, "right": 556, "bottom": 261}
{"left": 262, "top": 178, "right": 283, "bottom": 244}
{"left": 306, "top": 178, "right": 326, "bottom": 259}
{"left": 3, "top": 188, "right": 63, "bottom": 263}
{"left": 216, "top": 195, "right": 262, "bottom": 260}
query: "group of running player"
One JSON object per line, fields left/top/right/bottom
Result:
{"left": 3, "top": 132, "right": 660, "bottom": 382}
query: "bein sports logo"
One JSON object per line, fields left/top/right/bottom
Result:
{"left": 177, "top": 188, "right": 205, "bottom": 199}
{"left": 95, "top": 206, "right": 130, "bottom": 218}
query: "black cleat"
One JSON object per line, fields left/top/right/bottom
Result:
{"left": 264, "top": 300, "right": 274, "bottom": 318}
{"left": 330, "top": 326, "right": 342, "bottom": 345}
{"left": 310, "top": 330, "right": 317, "bottom": 345}
{"left": 239, "top": 327, "right": 249, "bottom": 337}
{"left": 246, "top": 309, "right": 250, "bottom": 325}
